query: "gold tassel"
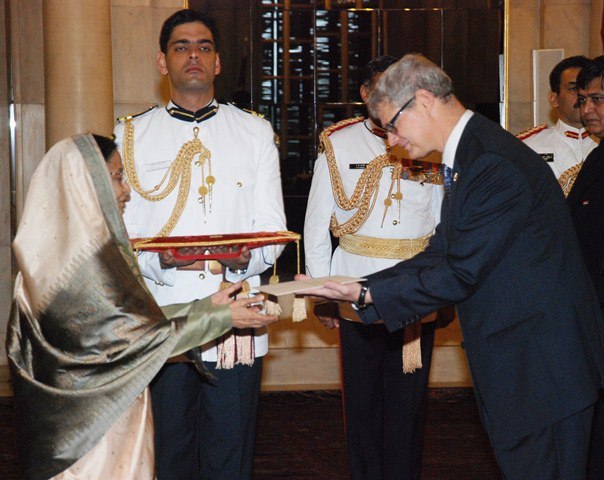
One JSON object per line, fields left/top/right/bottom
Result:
{"left": 265, "top": 244, "right": 282, "bottom": 316}
{"left": 265, "top": 297, "right": 283, "bottom": 316}
{"left": 290, "top": 239, "right": 307, "bottom": 322}
{"left": 402, "top": 322, "right": 422, "bottom": 374}
{"left": 269, "top": 247, "right": 279, "bottom": 285}
{"left": 216, "top": 333, "right": 235, "bottom": 369}
{"left": 216, "top": 280, "right": 254, "bottom": 369}
{"left": 291, "top": 296, "right": 307, "bottom": 322}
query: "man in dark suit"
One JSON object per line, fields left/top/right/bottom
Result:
{"left": 568, "top": 55, "right": 604, "bottom": 480}
{"left": 308, "top": 54, "right": 604, "bottom": 479}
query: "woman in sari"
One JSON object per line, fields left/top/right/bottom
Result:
{"left": 6, "top": 133, "right": 276, "bottom": 480}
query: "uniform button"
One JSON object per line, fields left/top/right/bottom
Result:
{"left": 199, "top": 273, "right": 206, "bottom": 280}
{"left": 236, "top": 181, "right": 243, "bottom": 188}
{"left": 582, "top": 200, "right": 590, "bottom": 206}
{"left": 393, "top": 220, "right": 398, "bottom": 225}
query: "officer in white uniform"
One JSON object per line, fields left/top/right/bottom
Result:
{"left": 114, "top": 10, "right": 285, "bottom": 480}
{"left": 304, "top": 56, "right": 445, "bottom": 480}
{"left": 519, "top": 55, "right": 598, "bottom": 194}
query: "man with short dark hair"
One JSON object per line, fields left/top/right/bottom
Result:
{"left": 304, "top": 55, "right": 445, "bottom": 479}
{"left": 519, "top": 55, "right": 597, "bottom": 195}
{"left": 306, "top": 53, "right": 604, "bottom": 480}
{"left": 114, "top": 9, "right": 286, "bottom": 480}
{"left": 568, "top": 55, "right": 604, "bottom": 480}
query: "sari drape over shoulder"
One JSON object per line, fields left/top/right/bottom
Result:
{"left": 6, "top": 134, "right": 232, "bottom": 479}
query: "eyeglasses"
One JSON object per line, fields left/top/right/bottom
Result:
{"left": 110, "top": 168, "right": 127, "bottom": 184}
{"left": 384, "top": 95, "right": 415, "bottom": 135}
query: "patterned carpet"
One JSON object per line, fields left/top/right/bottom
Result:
{"left": 0, "top": 388, "right": 503, "bottom": 479}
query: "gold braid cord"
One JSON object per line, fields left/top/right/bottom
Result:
{"left": 558, "top": 161, "right": 584, "bottom": 197}
{"left": 321, "top": 118, "right": 396, "bottom": 237}
{"left": 216, "top": 281, "right": 255, "bottom": 369}
{"left": 123, "top": 120, "right": 211, "bottom": 237}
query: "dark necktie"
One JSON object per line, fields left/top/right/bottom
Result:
{"left": 443, "top": 165, "right": 453, "bottom": 195}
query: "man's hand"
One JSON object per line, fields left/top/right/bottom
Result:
{"left": 160, "top": 247, "right": 206, "bottom": 268}
{"left": 294, "top": 274, "right": 370, "bottom": 305}
{"left": 212, "top": 245, "right": 251, "bottom": 271}
{"left": 313, "top": 301, "right": 340, "bottom": 329}
{"left": 159, "top": 245, "right": 251, "bottom": 271}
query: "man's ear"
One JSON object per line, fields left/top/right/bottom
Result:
{"left": 548, "top": 91, "right": 559, "bottom": 109}
{"left": 415, "top": 89, "right": 435, "bottom": 110}
{"left": 157, "top": 52, "right": 168, "bottom": 76}
{"left": 360, "top": 84, "right": 369, "bottom": 103}
{"left": 214, "top": 53, "right": 222, "bottom": 76}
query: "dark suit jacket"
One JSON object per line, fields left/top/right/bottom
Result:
{"left": 361, "top": 113, "right": 604, "bottom": 446}
{"left": 567, "top": 143, "right": 604, "bottom": 307}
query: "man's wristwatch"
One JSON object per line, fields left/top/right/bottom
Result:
{"left": 353, "top": 284, "right": 369, "bottom": 310}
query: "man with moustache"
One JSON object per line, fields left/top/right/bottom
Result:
{"left": 519, "top": 56, "right": 597, "bottom": 195}
{"left": 114, "top": 9, "right": 286, "bottom": 480}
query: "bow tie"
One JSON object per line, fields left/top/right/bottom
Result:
{"left": 167, "top": 102, "right": 218, "bottom": 123}
{"left": 564, "top": 130, "right": 590, "bottom": 140}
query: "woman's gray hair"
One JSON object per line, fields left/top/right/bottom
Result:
{"left": 368, "top": 54, "right": 454, "bottom": 118}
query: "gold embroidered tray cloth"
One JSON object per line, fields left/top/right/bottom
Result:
{"left": 131, "top": 230, "right": 300, "bottom": 261}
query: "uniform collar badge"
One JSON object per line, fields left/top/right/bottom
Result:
{"left": 167, "top": 101, "right": 218, "bottom": 123}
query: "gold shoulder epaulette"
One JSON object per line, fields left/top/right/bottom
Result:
{"left": 516, "top": 123, "right": 548, "bottom": 140}
{"left": 318, "top": 117, "right": 365, "bottom": 154}
{"left": 227, "top": 102, "right": 265, "bottom": 119}
{"left": 322, "top": 117, "right": 364, "bottom": 137}
{"left": 116, "top": 105, "right": 158, "bottom": 123}
{"left": 242, "top": 108, "right": 264, "bottom": 119}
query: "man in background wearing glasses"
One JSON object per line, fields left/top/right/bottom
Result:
{"left": 305, "top": 53, "right": 604, "bottom": 480}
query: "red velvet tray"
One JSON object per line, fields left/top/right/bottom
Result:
{"left": 131, "top": 231, "right": 300, "bottom": 261}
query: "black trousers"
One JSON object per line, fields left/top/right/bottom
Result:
{"left": 150, "top": 359, "right": 262, "bottom": 480}
{"left": 339, "top": 320, "right": 436, "bottom": 480}
{"left": 491, "top": 404, "right": 595, "bottom": 480}
{"left": 586, "top": 389, "right": 604, "bottom": 480}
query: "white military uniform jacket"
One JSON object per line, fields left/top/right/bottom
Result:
{"left": 519, "top": 119, "right": 598, "bottom": 179}
{"left": 304, "top": 118, "right": 444, "bottom": 279}
{"left": 115, "top": 101, "right": 286, "bottom": 361}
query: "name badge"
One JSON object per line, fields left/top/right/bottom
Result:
{"left": 540, "top": 153, "right": 554, "bottom": 162}
{"left": 349, "top": 163, "right": 367, "bottom": 170}
{"left": 146, "top": 160, "right": 171, "bottom": 172}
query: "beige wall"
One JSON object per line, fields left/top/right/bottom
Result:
{"left": 506, "top": 0, "right": 600, "bottom": 134}
{"left": 43, "top": 0, "right": 115, "bottom": 147}
{"left": 112, "top": 0, "right": 182, "bottom": 119}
